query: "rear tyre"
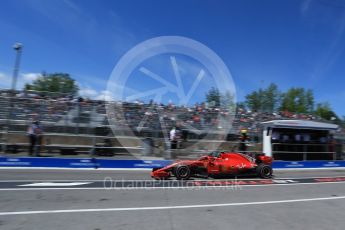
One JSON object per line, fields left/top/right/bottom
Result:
{"left": 175, "top": 165, "right": 191, "bottom": 180}
{"left": 256, "top": 164, "right": 272, "bottom": 179}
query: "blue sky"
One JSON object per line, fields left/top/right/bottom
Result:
{"left": 0, "top": 0, "right": 345, "bottom": 116}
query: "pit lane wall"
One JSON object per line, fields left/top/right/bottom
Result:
{"left": 1, "top": 157, "right": 345, "bottom": 169}
{"left": 0, "top": 157, "right": 171, "bottom": 169}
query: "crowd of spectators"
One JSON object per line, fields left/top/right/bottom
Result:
{"left": 1, "top": 89, "right": 344, "bottom": 138}
{"left": 0, "top": 90, "right": 106, "bottom": 123}
{"left": 108, "top": 100, "right": 233, "bottom": 137}
{"left": 235, "top": 107, "right": 345, "bottom": 136}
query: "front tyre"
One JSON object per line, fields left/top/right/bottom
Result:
{"left": 256, "top": 164, "right": 272, "bottom": 179}
{"left": 175, "top": 165, "right": 191, "bottom": 180}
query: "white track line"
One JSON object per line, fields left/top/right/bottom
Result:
{"left": 0, "top": 167, "right": 152, "bottom": 171}
{"left": 0, "top": 178, "right": 274, "bottom": 182}
{"left": 0, "top": 178, "right": 286, "bottom": 182}
{"left": 0, "top": 179, "right": 108, "bottom": 182}
{"left": 18, "top": 182, "right": 92, "bottom": 187}
{"left": 0, "top": 196, "right": 344, "bottom": 216}
{"left": 0, "top": 167, "right": 344, "bottom": 172}
{"left": 1, "top": 180, "right": 345, "bottom": 191}
{"left": 1, "top": 175, "right": 345, "bottom": 182}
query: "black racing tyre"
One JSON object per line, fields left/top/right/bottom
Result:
{"left": 175, "top": 165, "right": 191, "bottom": 180}
{"left": 256, "top": 164, "right": 272, "bottom": 179}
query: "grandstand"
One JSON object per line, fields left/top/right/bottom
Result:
{"left": 0, "top": 89, "right": 344, "bottom": 159}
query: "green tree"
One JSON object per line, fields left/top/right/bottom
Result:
{"left": 280, "top": 87, "right": 314, "bottom": 113}
{"left": 315, "top": 102, "right": 339, "bottom": 121}
{"left": 206, "top": 87, "right": 221, "bottom": 107}
{"left": 245, "top": 83, "right": 281, "bottom": 112}
{"left": 262, "top": 83, "right": 281, "bottom": 113}
{"left": 220, "top": 91, "right": 236, "bottom": 113}
{"left": 305, "top": 89, "right": 314, "bottom": 113}
{"left": 245, "top": 89, "right": 264, "bottom": 112}
{"left": 24, "top": 72, "right": 79, "bottom": 96}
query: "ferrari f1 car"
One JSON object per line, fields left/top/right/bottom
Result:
{"left": 151, "top": 151, "right": 273, "bottom": 180}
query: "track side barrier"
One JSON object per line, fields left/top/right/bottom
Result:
{"left": 0, "top": 157, "right": 345, "bottom": 169}
{"left": 0, "top": 157, "right": 172, "bottom": 169}
{"left": 272, "top": 160, "right": 345, "bottom": 169}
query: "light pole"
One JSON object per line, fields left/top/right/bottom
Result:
{"left": 2, "top": 43, "right": 23, "bottom": 154}
{"left": 11, "top": 42, "right": 23, "bottom": 91}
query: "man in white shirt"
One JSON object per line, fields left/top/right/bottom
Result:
{"left": 170, "top": 127, "right": 176, "bottom": 141}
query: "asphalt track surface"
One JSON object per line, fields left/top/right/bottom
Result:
{"left": 0, "top": 168, "right": 345, "bottom": 230}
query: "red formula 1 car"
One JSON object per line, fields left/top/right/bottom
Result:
{"left": 151, "top": 151, "right": 273, "bottom": 180}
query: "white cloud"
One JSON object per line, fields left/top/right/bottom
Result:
{"left": 79, "top": 87, "right": 98, "bottom": 98}
{"left": 96, "top": 90, "right": 114, "bottom": 101}
{"left": 0, "top": 72, "right": 42, "bottom": 90}
{"left": 78, "top": 82, "right": 113, "bottom": 101}
{"left": 0, "top": 72, "right": 11, "bottom": 89}
{"left": 22, "top": 72, "right": 41, "bottom": 82}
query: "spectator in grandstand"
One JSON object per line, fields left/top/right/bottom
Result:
{"left": 170, "top": 127, "right": 177, "bottom": 149}
{"left": 27, "top": 121, "right": 44, "bottom": 156}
